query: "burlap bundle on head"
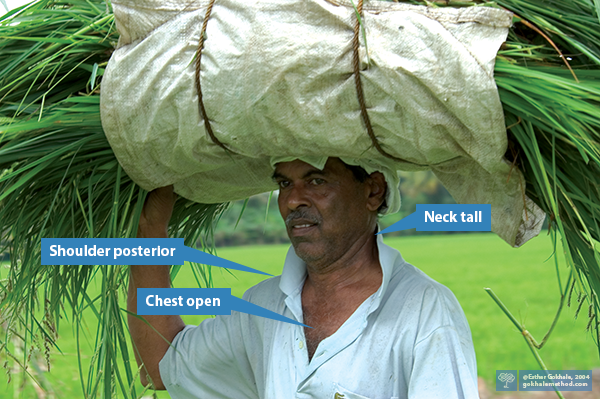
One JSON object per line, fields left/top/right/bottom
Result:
{"left": 100, "top": 0, "right": 545, "bottom": 247}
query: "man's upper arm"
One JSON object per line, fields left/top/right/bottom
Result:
{"left": 158, "top": 279, "right": 279, "bottom": 399}
{"left": 409, "top": 325, "right": 478, "bottom": 399}
{"left": 407, "top": 285, "right": 478, "bottom": 399}
{"left": 159, "top": 312, "right": 260, "bottom": 399}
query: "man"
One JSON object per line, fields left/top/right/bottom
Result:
{"left": 128, "top": 158, "right": 478, "bottom": 398}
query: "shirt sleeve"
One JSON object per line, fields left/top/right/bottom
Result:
{"left": 158, "top": 312, "right": 260, "bottom": 399}
{"left": 407, "top": 285, "right": 479, "bottom": 399}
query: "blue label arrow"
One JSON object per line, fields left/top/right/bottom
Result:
{"left": 41, "top": 238, "right": 271, "bottom": 276}
{"left": 137, "top": 288, "right": 309, "bottom": 327}
{"left": 378, "top": 204, "right": 491, "bottom": 234}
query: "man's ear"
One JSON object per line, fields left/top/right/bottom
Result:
{"left": 365, "top": 172, "right": 387, "bottom": 212}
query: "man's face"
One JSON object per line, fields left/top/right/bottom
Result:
{"left": 273, "top": 158, "right": 378, "bottom": 268}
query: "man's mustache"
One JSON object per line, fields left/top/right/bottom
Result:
{"left": 285, "top": 209, "right": 321, "bottom": 228}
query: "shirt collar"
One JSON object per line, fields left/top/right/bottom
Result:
{"left": 279, "top": 233, "right": 402, "bottom": 319}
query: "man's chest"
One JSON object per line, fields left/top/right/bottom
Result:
{"left": 302, "top": 301, "right": 358, "bottom": 360}
{"left": 261, "top": 316, "right": 409, "bottom": 399}
{"left": 300, "top": 279, "right": 382, "bottom": 360}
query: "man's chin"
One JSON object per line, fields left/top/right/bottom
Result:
{"left": 290, "top": 241, "right": 324, "bottom": 264}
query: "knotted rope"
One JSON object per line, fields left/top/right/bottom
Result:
{"left": 195, "top": 0, "right": 231, "bottom": 152}
{"left": 352, "top": 0, "right": 406, "bottom": 162}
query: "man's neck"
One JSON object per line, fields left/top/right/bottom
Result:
{"left": 301, "top": 232, "right": 383, "bottom": 360}
{"left": 303, "top": 231, "right": 381, "bottom": 295}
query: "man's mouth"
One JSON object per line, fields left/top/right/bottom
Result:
{"left": 289, "top": 221, "right": 318, "bottom": 237}
{"left": 285, "top": 210, "right": 321, "bottom": 237}
{"left": 293, "top": 223, "right": 316, "bottom": 229}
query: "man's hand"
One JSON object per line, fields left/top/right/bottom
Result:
{"left": 129, "top": 185, "right": 185, "bottom": 390}
{"left": 138, "top": 185, "right": 177, "bottom": 238}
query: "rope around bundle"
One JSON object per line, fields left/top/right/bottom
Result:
{"left": 352, "top": 0, "right": 412, "bottom": 163}
{"left": 194, "top": 0, "right": 415, "bottom": 162}
{"left": 194, "top": 0, "right": 231, "bottom": 152}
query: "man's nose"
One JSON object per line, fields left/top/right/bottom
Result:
{"left": 284, "top": 184, "right": 311, "bottom": 210}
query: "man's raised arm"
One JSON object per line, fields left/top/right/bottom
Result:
{"left": 127, "top": 185, "right": 186, "bottom": 389}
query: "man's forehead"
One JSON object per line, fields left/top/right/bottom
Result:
{"left": 272, "top": 159, "right": 344, "bottom": 179}
{"left": 273, "top": 160, "right": 325, "bottom": 178}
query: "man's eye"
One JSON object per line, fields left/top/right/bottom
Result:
{"left": 310, "top": 178, "right": 325, "bottom": 185}
{"left": 277, "top": 180, "right": 290, "bottom": 189}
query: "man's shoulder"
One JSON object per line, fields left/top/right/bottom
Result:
{"left": 383, "top": 257, "right": 469, "bottom": 330}
{"left": 379, "top": 240, "right": 454, "bottom": 297}
{"left": 242, "top": 275, "right": 285, "bottom": 308}
{"left": 390, "top": 261, "right": 455, "bottom": 299}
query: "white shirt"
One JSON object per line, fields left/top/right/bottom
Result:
{"left": 159, "top": 237, "right": 478, "bottom": 399}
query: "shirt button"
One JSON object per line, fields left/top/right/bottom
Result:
{"left": 299, "top": 341, "right": 304, "bottom": 349}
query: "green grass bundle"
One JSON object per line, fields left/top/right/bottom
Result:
{"left": 493, "top": 0, "right": 600, "bottom": 349}
{"left": 1, "top": 0, "right": 599, "bottom": 397}
{"left": 0, "top": 1, "right": 228, "bottom": 395}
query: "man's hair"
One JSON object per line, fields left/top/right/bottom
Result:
{"left": 343, "top": 162, "right": 388, "bottom": 214}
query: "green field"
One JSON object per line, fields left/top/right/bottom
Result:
{"left": 2, "top": 232, "right": 599, "bottom": 397}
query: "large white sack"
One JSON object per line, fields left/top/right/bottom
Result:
{"left": 100, "top": 0, "right": 545, "bottom": 247}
